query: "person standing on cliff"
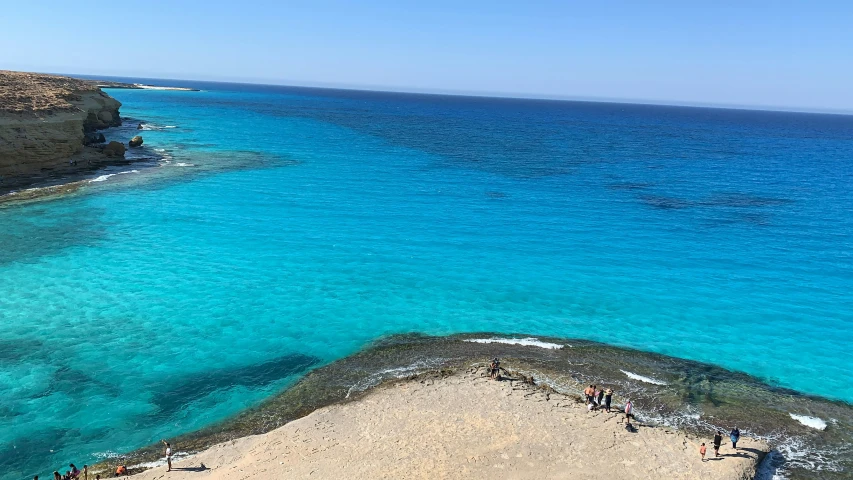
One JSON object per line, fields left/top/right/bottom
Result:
{"left": 713, "top": 431, "right": 723, "bottom": 457}
{"left": 700, "top": 442, "right": 707, "bottom": 461}
{"left": 624, "top": 399, "right": 634, "bottom": 425}
{"left": 162, "top": 440, "right": 173, "bottom": 471}
{"left": 603, "top": 388, "right": 613, "bottom": 413}
{"left": 730, "top": 426, "right": 740, "bottom": 450}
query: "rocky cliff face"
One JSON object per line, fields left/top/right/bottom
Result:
{"left": 0, "top": 71, "right": 123, "bottom": 188}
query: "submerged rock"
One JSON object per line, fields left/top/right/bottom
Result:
{"left": 129, "top": 135, "right": 144, "bottom": 148}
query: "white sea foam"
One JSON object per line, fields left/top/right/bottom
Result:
{"left": 789, "top": 413, "right": 827, "bottom": 430}
{"left": 464, "top": 337, "right": 566, "bottom": 350}
{"left": 133, "top": 84, "right": 195, "bottom": 91}
{"left": 91, "top": 450, "right": 122, "bottom": 459}
{"left": 90, "top": 174, "right": 115, "bottom": 183}
{"left": 175, "top": 162, "right": 195, "bottom": 167}
{"left": 89, "top": 170, "right": 139, "bottom": 183}
{"left": 620, "top": 369, "right": 667, "bottom": 385}
{"left": 755, "top": 434, "right": 845, "bottom": 480}
{"left": 140, "top": 123, "right": 178, "bottom": 131}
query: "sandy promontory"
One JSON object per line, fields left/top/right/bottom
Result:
{"left": 121, "top": 368, "right": 767, "bottom": 480}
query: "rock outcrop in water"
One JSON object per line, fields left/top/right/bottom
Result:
{"left": 0, "top": 70, "right": 123, "bottom": 189}
{"left": 129, "top": 135, "right": 143, "bottom": 147}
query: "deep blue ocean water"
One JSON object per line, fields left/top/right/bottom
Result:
{"left": 1, "top": 79, "right": 852, "bottom": 477}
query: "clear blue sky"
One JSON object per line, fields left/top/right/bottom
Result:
{"left": 2, "top": 1, "right": 851, "bottom": 112}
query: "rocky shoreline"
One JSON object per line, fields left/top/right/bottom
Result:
{"left": 0, "top": 71, "right": 183, "bottom": 201}
{"left": 80, "top": 333, "right": 853, "bottom": 480}
{"left": 116, "top": 368, "right": 769, "bottom": 480}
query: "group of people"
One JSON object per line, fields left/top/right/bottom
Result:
{"left": 32, "top": 464, "right": 99, "bottom": 480}
{"left": 699, "top": 427, "right": 741, "bottom": 461}
{"left": 494, "top": 366, "right": 746, "bottom": 467}
{"left": 582, "top": 384, "right": 623, "bottom": 415}
{"left": 35, "top": 440, "right": 173, "bottom": 479}
{"left": 578, "top": 381, "right": 744, "bottom": 463}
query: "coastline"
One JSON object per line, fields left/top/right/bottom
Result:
{"left": 117, "top": 367, "right": 768, "bottom": 480}
{"left": 84, "top": 333, "right": 853, "bottom": 480}
{"left": 0, "top": 70, "right": 197, "bottom": 203}
{"left": 3, "top": 77, "right": 851, "bottom": 480}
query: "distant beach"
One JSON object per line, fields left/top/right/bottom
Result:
{"left": 94, "top": 80, "right": 200, "bottom": 91}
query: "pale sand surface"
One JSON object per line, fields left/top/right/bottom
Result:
{"left": 124, "top": 369, "right": 767, "bottom": 480}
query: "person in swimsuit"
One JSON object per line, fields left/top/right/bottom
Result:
{"left": 713, "top": 431, "right": 723, "bottom": 457}
{"left": 730, "top": 427, "right": 740, "bottom": 450}
{"left": 700, "top": 442, "right": 707, "bottom": 461}
{"left": 162, "top": 439, "right": 173, "bottom": 471}
{"left": 69, "top": 465, "right": 80, "bottom": 479}
{"left": 603, "top": 388, "right": 613, "bottom": 413}
{"left": 53, "top": 472, "right": 61, "bottom": 480}
{"left": 584, "top": 385, "right": 594, "bottom": 405}
{"left": 596, "top": 387, "right": 605, "bottom": 407}
{"left": 115, "top": 465, "right": 128, "bottom": 477}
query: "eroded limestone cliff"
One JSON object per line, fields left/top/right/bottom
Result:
{"left": 0, "top": 71, "right": 123, "bottom": 188}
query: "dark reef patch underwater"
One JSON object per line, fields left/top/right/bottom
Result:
{"left": 94, "top": 333, "right": 852, "bottom": 480}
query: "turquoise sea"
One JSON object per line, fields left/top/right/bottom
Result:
{"left": 1, "top": 79, "right": 852, "bottom": 478}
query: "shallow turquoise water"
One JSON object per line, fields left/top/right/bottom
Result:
{"left": 1, "top": 81, "right": 852, "bottom": 476}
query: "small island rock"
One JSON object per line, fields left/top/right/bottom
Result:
{"left": 129, "top": 135, "right": 144, "bottom": 148}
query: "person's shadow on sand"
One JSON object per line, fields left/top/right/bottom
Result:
{"left": 737, "top": 447, "right": 763, "bottom": 455}
{"left": 171, "top": 463, "right": 208, "bottom": 472}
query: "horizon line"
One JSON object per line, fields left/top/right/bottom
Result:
{"left": 46, "top": 69, "right": 853, "bottom": 117}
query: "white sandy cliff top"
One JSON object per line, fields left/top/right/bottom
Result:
{"left": 121, "top": 368, "right": 767, "bottom": 480}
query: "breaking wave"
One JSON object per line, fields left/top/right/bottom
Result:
{"left": 464, "top": 337, "right": 566, "bottom": 349}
